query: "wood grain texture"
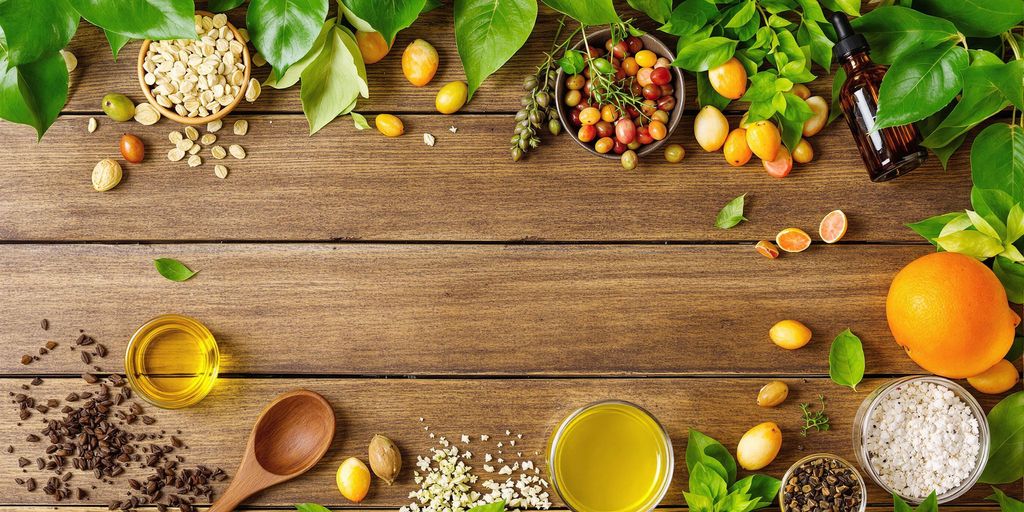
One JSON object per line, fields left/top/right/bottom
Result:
{"left": 3, "top": 242, "right": 1001, "bottom": 376}
{"left": 61, "top": 4, "right": 841, "bottom": 115}
{"left": 0, "top": 377, "right": 1017, "bottom": 508}
{"left": 0, "top": 114, "right": 971, "bottom": 242}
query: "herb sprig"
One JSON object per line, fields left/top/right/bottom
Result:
{"left": 799, "top": 395, "right": 831, "bottom": 437}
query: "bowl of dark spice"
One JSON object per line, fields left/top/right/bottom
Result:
{"left": 780, "top": 454, "right": 866, "bottom": 512}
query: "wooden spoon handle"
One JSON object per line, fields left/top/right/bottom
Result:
{"left": 207, "top": 472, "right": 261, "bottom": 512}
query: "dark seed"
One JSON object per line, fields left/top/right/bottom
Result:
{"left": 41, "top": 319, "right": 49, "bottom": 330}
{"left": 20, "top": 354, "right": 32, "bottom": 365}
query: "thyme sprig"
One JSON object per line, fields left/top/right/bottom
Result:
{"left": 799, "top": 394, "right": 831, "bottom": 437}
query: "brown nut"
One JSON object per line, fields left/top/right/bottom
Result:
{"left": 91, "top": 159, "right": 122, "bottom": 192}
{"left": 756, "top": 380, "right": 789, "bottom": 407}
{"left": 368, "top": 434, "right": 401, "bottom": 485}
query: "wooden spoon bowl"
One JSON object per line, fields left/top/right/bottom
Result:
{"left": 209, "top": 390, "right": 336, "bottom": 512}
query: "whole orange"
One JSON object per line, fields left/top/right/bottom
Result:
{"left": 886, "top": 252, "right": 1016, "bottom": 378}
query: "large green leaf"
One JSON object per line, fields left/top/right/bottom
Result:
{"left": 628, "top": 0, "right": 672, "bottom": 24}
{"left": 69, "top": 0, "right": 195, "bottom": 40}
{"left": 541, "top": 0, "right": 619, "bottom": 26}
{"left": 209, "top": 0, "right": 248, "bottom": 12}
{"left": 0, "top": 50, "right": 68, "bottom": 139}
{"left": 341, "top": 0, "right": 425, "bottom": 45}
{"left": 972, "top": 124, "right": 1024, "bottom": 204}
{"left": 673, "top": 37, "right": 737, "bottom": 72}
{"left": 0, "top": 0, "right": 78, "bottom": 66}
{"left": 797, "top": 18, "right": 832, "bottom": 70}
{"left": 874, "top": 44, "right": 967, "bottom": 129}
{"left": 921, "top": 63, "right": 1011, "bottom": 149}
{"left": 299, "top": 25, "right": 367, "bottom": 135}
{"left": 660, "top": 0, "right": 717, "bottom": 37}
{"left": 454, "top": 0, "right": 536, "bottom": 100}
{"left": 103, "top": 30, "right": 133, "bottom": 60}
{"left": 851, "top": 6, "right": 958, "bottom": 65}
{"left": 907, "top": 212, "right": 965, "bottom": 246}
{"left": 990, "top": 60, "right": 1024, "bottom": 111}
{"left": 264, "top": 19, "right": 333, "bottom": 90}
{"left": 818, "top": 0, "right": 859, "bottom": 16}
{"left": 913, "top": 0, "right": 1024, "bottom": 38}
{"left": 979, "top": 391, "right": 1024, "bottom": 483}
{"left": 249, "top": 0, "right": 328, "bottom": 79}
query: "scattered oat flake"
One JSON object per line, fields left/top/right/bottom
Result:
{"left": 87, "top": 117, "right": 97, "bottom": 133}
{"left": 214, "top": 165, "right": 228, "bottom": 179}
{"left": 423, "top": 133, "right": 435, "bottom": 146}
{"left": 187, "top": 154, "right": 202, "bottom": 167}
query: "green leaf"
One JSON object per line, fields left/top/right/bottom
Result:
{"left": 468, "top": 501, "right": 506, "bottom": 512}
{"left": 0, "top": 0, "right": 79, "bottom": 66}
{"left": 979, "top": 391, "right": 1024, "bottom": 483}
{"left": 874, "top": 44, "right": 967, "bottom": 129}
{"left": 103, "top": 30, "right": 132, "bottom": 60}
{"left": 153, "top": 258, "right": 197, "bottom": 282}
{"left": 936, "top": 230, "right": 1004, "bottom": 259}
{"left": 541, "top": 0, "right": 618, "bottom": 25}
{"left": 921, "top": 63, "right": 1010, "bottom": 149}
{"left": 68, "top": 0, "right": 195, "bottom": 40}
{"left": 209, "top": 0, "right": 247, "bottom": 11}
{"left": 851, "top": 6, "right": 958, "bottom": 65}
{"left": 735, "top": 474, "right": 782, "bottom": 506}
{"left": 828, "top": 67, "right": 845, "bottom": 124}
{"left": 893, "top": 494, "right": 914, "bottom": 512}
{"left": 350, "top": 111, "right": 369, "bottom": 130}
{"left": 0, "top": 51, "right": 68, "bottom": 140}
{"left": 828, "top": 328, "right": 865, "bottom": 391}
{"left": 683, "top": 491, "right": 715, "bottom": 512}
{"left": 341, "top": 0, "right": 424, "bottom": 46}
{"left": 740, "top": 71, "right": 779, "bottom": 103}
{"left": 628, "top": 0, "right": 671, "bottom": 24}
{"left": 659, "top": 0, "right": 717, "bottom": 37}
{"left": 972, "top": 124, "right": 1024, "bottom": 205}
{"left": 690, "top": 462, "right": 728, "bottom": 502}
{"left": 939, "top": 213, "right": 973, "bottom": 237}
{"left": 993, "top": 256, "right": 1024, "bottom": 304}
{"left": 907, "top": 212, "right": 963, "bottom": 246}
{"left": 913, "top": 0, "right": 1024, "bottom": 38}
{"left": 966, "top": 209, "right": 1002, "bottom": 239}
{"left": 685, "top": 429, "right": 737, "bottom": 485}
{"left": 970, "top": 188, "right": 1014, "bottom": 234}
{"left": 930, "top": 133, "right": 967, "bottom": 169}
{"left": 697, "top": 72, "right": 731, "bottom": 110}
{"left": 795, "top": 0, "right": 826, "bottom": 22}
{"left": 1007, "top": 204, "right": 1024, "bottom": 244}
{"left": 454, "top": 0, "right": 536, "bottom": 100}
{"left": 818, "top": 0, "right": 859, "bottom": 16}
{"left": 558, "top": 50, "right": 585, "bottom": 75}
{"left": 422, "top": 0, "right": 442, "bottom": 13}
{"left": 249, "top": 0, "right": 329, "bottom": 79}
{"left": 987, "top": 487, "right": 1024, "bottom": 512}
{"left": 673, "top": 37, "right": 737, "bottom": 72}
{"left": 991, "top": 60, "right": 1024, "bottom": 111}
{"left": 300, "top": 24, "right": 368, "bottom": 135}
{"left": 725, "top": 1, "right": 756, "bottom": 29}
{"left": 797, "top": 19, "right": 832, "bottom": 70}
{"left": 263, "top": 19, "right": 332, "bottom": 90}
{"left": 295, "top": 505, "right": 332, "bottom": 512}
{"left": 777, "top": 92, "right": 814, "bottom": 151}
{"left": 916, "top": 492, "right": 939, "bottom": 512}
{"left": 715, "top": 193, "right": 747, "bottom": 229}
{"left": 1007, "top": 336, "right": 1024, "bottom": 362}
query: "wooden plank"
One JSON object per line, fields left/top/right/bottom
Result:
{"left": 2, "top": 243, "right": 1000, "bottom": 376}
{"left": 0, "top": 115, "right": 970, "bottom": 242}
{"left": 61, "top": 5, "right": 841, "bottom": 115}
{"left": 0, "top": 377, "right": 1017, "bottom": 508}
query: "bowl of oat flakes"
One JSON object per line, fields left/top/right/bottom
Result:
{"left": 137, "top": 11, "right": 254, "bottom": 125}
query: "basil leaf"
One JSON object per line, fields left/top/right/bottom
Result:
{"left": 299, "top": 24, "right": 368, "bottom": 135}
{"left": 295, "top": 505, "right": 332, "bottom": 512}
{"left": 0, "top": 0, "right": 79, "bottom": 67}
{"left": 971, "top": 124, "right": 1024, "bottom": 204}
{"left": 103, "top": 30, "right": 132, "bottom": 60}
{"left": 558, "top": 50, "right": 584, "bottom": 75}
{"left": 468, "top": 501, "right": 506, "bottom": 512}
{"left": 341, "top": 0, "right": 424, "bottom": 46}
{"left": 68, "top": 0, "right": 195, "bottom": 40}
{"left": 263, "top": 19, "right": 332, "bottom": 90}
{"left": 734, "top": 474, "right": 782, "bottom": 507}
{"left": 660, "top": 0, "right": 717, "bottom": 37}
{"left": 874, "top": 44, "right": 967, "bottom": 130}
{"left": 907, "top": 212, "right": 963, "bottom": 246}
{"left": 685, "top": 429, "right": 736, "bottom": 484}
{"left": 987, "top": 487, "right": 1024, "bottom": 512}
{"left": 979, "top": 391, "right": 1024, "bottom": 484}
{"left": 628, "top": 0, "right": 671, "bottom": 24}
{"left": 696, "top": 72, "right": 731, "bottom": 110}
{"left": 683, "top": 491, "right": 715, "bottom": 512}
{"left": 541, "top": 0, "right": 619, "bottom": 26}
{"left": 674, "top": 37, "right": 737, "bottom": 72}
{"left": 208, "top": 0, "right": 247, "bottom": 12}
{"left": 249, "top": 0, "right": 329, "bottom": 79}
{"left": 921, "top": 63, "right": 1012, "bottom": 149}
{"left": 153, "top": 258, "right": 197, "bottom": 282}
{"left": 715, "top": 193, "right": 747, "bottom": 229}
{"left": 913, "top": 0, "right": 1024, "bottom": 38}
{"left": 851, "top": 6, "right": 958, "bottom": 65}
{"left": 828, "top": 329, "right": 864, "bottom": 391}
{"left": 992, "top": 256, "right": 1024, "bottom": 304}
{"left": 350, "top": 111, "right": 369, "bottom": 130}
{"left": 936, "top": 230, "right": 1004, "bottom": 259}
{"left": 454, "top": 0, "right": 537, "bottom": 100}
{"left": 818, "top": 0, "right": 859, "bottom": 16}
{"left": 0, "top": 51, "right": 68, "bottom": 140}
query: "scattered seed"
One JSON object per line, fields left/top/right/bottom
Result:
{"left": 87, "top": 118, "right": 97, "bottom": 133}
{"left": 45, "top": 341, "right": 57, "bottom": 350}
{"left": 20, "top": 355, "right": 32, "bottom": 365}
{"left": 228, "top": 144, "right": 246, "bottom": 159}
{"left": 252, "top": 53, "right": 266, "bottom": 67}
{"left": 133, "top": 103, "right": 161, "bottom": 125}
{"left": 176, "top": 139, "right": 194, "bottom": 152}
{"left": 233, "top": 119, "right": 248, "bottom": 136}
{"left": 168, "top": 131, "right": 183, "bottom": 144}
{"left": 449, "top": 125, "right": 457, "bottom": 133}
{"left": 167, "top": 148, "right": 186, "bottom": 162}
{"left": 214, "top": 165, "right": 228, "bottom": 179}
{"left": 245, "top": 79, "right": 261, "bottom": 102}
{"left": 207, "top": 119, "right": 223, "bottom": 133}
{"left": 40, "top": 319, "right": 49, "bottom": 330}
{"left": 211, "top": 146, "right": 227, "bottom": 159}
{"left": 187, "top": 155, "right": 202, "bottom": 167}
{"left": 81, "top": 373, "right": 98, "bottom": 384}
{"left": 188, "top": 144, "right": 202, "bottom": 155}
{"left": 184, "top": 126, "right": 199, "bottom": 141}
{"left": 200, "top": 133, "right": 217, "bottom": 145}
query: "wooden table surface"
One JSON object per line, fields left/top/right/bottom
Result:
{"left": 1, "top": 3, "right": 1020, "bottom": 511}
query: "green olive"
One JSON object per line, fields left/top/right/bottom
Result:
{"left": 101, "top": 93, "right": 135, "bottom": 122}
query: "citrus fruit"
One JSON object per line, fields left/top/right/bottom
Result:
{"left": 819, "top": 210, "right": 848, "bottom": 243}
{"left": 762, "top": 146, "right": 793, "bottom": 178}
{"left": 792, "top": 139, "right": 814, "bottom": 163}
{"left": 694, "top": 105, "right": 729, "bottom": 152}
{"left": 336, "top": 457, "right": 371, "bottom": 503}
{"left": 967, "top": 359, "right": 1020, "bottom": 394}
{"left": 746, "top": 121, "right": 781, "bottom": 161}
{"left": 776, "top": 228, "right": 811, "bottom": 252}
{"left": 724, "top": 128, "right": 752, "bottom": 166}
{"left": 708, "top": 57, "right": 748, "bottom": 99}
{"left": 769, "top": 320, "right": 812, "bottom": 349}
{"left": 886, "top": 252, "right": 1017, "bottom": 379}
{"left": 755, "top": 240, "right": 780, "bottom": 259}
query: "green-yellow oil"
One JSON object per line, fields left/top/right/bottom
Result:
{"left": 125, "top": 314, "right": 219, "bottom": 409}
{"left": 549, "top": 401, "right": 672, "bottom": 512}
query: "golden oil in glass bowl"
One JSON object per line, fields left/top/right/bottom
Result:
{"left": 125, "top": 314, "right": 219, "bottom": 409}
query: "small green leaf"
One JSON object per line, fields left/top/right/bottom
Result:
{"left": 874, "top": 44, "right": 968, "bottom": 130}
{"left": 541, "top": 0, "right": 619, "bottom": 25}
{"left": 350, "top": 111, "right": 369, "bottom": 130}
{"left": 659, "top": 0, "right": 717, "bottom": 37}
{"left": 936, "top": 230, "right": 1004, "bottom": 259}
{"left": 1006, "top": 204, "right": 1024, "bottom": 244}
{"left": 987, "top": 487, "right": 1024, "bottom": 512}
{"left": 907, "top": 212, "right": 963, "bottom": 246}
{"left": 725, "top": 0, "right": 756, "bottom": 29}
{"left": 69, "top": 0, "right": 196, "bottom": 40}
{"left": 104, "top": 30, "right": 132, "bottom": 60}
{"left": 468, "top": 501, "right": 506, "bottom": 512}
{"left": 938, "top": 212, "right": 972, "bottom": 237}
{"left": 828, "top": 329, "right": 865, "bottom": 391}
{"left": 627, "top": 0, "right": 671, "bottom": 23}
{"left": 685, "top": 430, "right": 736, "bottom": 484}
{"left": 295, "top": 505, "right": 332, "bottom": 512}
{"left": 454, "top": 0, "right": 537, "bottom": 100}
{"left": 690, "top": 462, "right": 728, "bottom": 502}
{"left": 828, "top": 67, "right": 845, "bottom": 124}
{"left": 915, "top": 492, "right": 939, "bottom": 512}
{"left": 248, "top": 0, "right": 329, "bottom": 79}
{"left": 715, "top": 193, "right": 747, "bottom": 229}
{"left": 341, "top": 0, "right": 424, "bottom": 45}
{"left": 893, "top": 494, "right": 914, "bottom": 512}
{"left": 978, "top": 391, "right": 1024, "bottom": 484}
{"left": 673, "top": 37, "right": 737, "bottom": 72}
{"left": 154, "top": 258, "right": 197, "bottom": 282}
{"left": 966, "top": 209, "right": 1002, "bottom": 239}
{"left": 819, "top": 0, "right": 859, "bottom": 16}
{"left": 558, "top": 50, "right": 585, "bottom": 75}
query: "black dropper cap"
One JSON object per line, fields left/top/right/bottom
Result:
{"left": 829, "top": 12, "right": 869, "bottom": 59}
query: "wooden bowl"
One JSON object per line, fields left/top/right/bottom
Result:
{"left": 137, "top": 10, "right": 251, "bottom": 126}
{"left": 554, "top": 29, "right": 686, "bottom": 160}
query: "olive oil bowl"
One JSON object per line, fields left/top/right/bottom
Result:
{"left": 547, "top": 400, "right": 674, "bottom": 512}
{"left": 125, "top": 314, "right": 220, "bottom": 409}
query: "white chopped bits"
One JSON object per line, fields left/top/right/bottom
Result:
{"left": 449, "top": 125, "right": 457, "bottom": 133}
{"left": 509, "top": 440, "right": 516, "bottom": 447}
{"left": 480, "top": 435, "right": 489, "bottom": 441}
{"left": 461, "top": 435, "right": 470, "bottom": 444}
{"left": 87, "top": 117, "right": 97, "bottom": 133}
{"left": 498, "top": 465, "right": 513, "bottom": 475}
{"left": 483, "top": 464, "right": 494, "bottom": 473}
{"left": 484, "top": 453, "right": 492, "bottom": 462}
{"left": 864, "top": 380, "right": 981, "bottom": 499}
{"left": 423, "top": 132, "right": 435, "bottom": 146}
{"left": 505, "top": 430, "right": 511, "bottom": 436}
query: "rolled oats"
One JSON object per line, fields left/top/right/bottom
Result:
{"left": 211, "top": 145, "right": 227, "bottom": 159}
{"left": 233, "top": 119, "right": 248, "bottom": 136}
{"left": 176, "top": 139, "right": 194, "bottom": 152}
{"left": 167, "top": 148, "right": 186, "bottom": 162}
{"left": 185, "top": 126, "right": 199, "bottom": 141}
{"left": 214, "top": 165, "right": 229, "bottom": 179}
{"left": 134, "top": 103, "right": 161, "bottom": 125}
{"left": 187, "top": 154, "right": 202, "bottom": 167}
{"left": 228, "top": 144, "right": 246, "bottom": 159}
{"left": 168, "top": 131, "right": 183, "bottom": 144}
{"left": 200, "top": 133, "right": 217, "bottom": 145}
{"left": 188, "top": 144, "right": 202, "bottom": 155}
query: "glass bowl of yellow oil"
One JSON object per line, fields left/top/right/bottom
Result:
{"left": 125, "top": 314, "right": 219, "bottom": 409}
{"left": 548, "top": 400, "right": 674, "bottom": 512}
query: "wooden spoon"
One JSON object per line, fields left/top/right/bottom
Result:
{"left": 209, "top": 390, "right": 336, "bottom": 512}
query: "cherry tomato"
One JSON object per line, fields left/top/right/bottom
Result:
{"left": 625, "top": 105, "right": 640, "bottom": 118}
{"left": 628, "top": 81, "right": 642, "bottom": 96}
{"left": 650, "top": 67, "right": 671, "bottom": 86}
{"left": 634, "top": 50, "right": 657, "bottom": 68}
{"left": 627, "top": 140, "right": 641, "bottom": 150}
{"left": 655, "top": 57, "right": 671, "bottom": 68}
{"left": 564, "top": 89, "right": 582, "bottom": 107}
{"left": 566, "top": 74, "right": 585, "bottom": 90}
{"left": 651, "top": 109, "right": 669, "bottom": 124}
{"left": 621, "top": 149, "right": 639, "bottom": 170}
{"left": 636, "top": 67, "right": 654, "bottom": 87}
{"left": 569, "top": 109, "right": 582, "bottom": 127}
{"left": 579, "top": 106, "right": 601, "bottom": 126}
{"left": 642, "top": 84, "right": 662, "bottom": 100}
{"left": 622, "top": 56, "right": 639, "bottom": 76}
{"left": 657, "top": 95, "right": 676, "bottom": 112}
{"left": 615, "top": 118, "right": 636, "bottom": 144}
{"left": 595, "top": 136, "right": 615, "bottom": 154}
{"left": 660, "top": 84, "right": 674, "bottom": 96}
{"left": 600, "top": 104, "right": 618, "bottom": 123}
{"left": 626, "top": 36, "right": 643, "bottom": 54}
{"left": 637, "top": 126, "right": 654, "bottom": 144}
{"left": 641, "top": 99, "right": 657, "bottom": 117}
{"left": 584, "top": 45, "right": 602, "bottom": 58}
{"left": 119, "top": 134, "right": 145, "bottom": 163}
{"left": 664, "top": 143, "right": 685, "bottom": 163}
{"left": 611, "top": 40, "right": 628, "bottom": 59}
{"left": 595, "top": 120, "right": 614, "bottom": 138}
{"left": 578, "top": 124, "right": 597, "bottom": 142}
{"left": 648, "top": 120, "right": 667, "bottom": 140}
{"left": 613, "top": 140, "right": 628, "bottom": 154}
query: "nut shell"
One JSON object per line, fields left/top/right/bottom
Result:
{"left": 91, "top": 159, "right": 122, "bottom": 192}
{"left": 368, "top": 434, "right": 402, "bottom": 485}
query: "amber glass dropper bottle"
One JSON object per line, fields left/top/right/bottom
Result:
{"left": 830, "top": 12, "right": 928, "bottom": 182}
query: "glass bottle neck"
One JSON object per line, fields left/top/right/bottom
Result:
{"left": 840, "top": 51, "right": 873, "bottom": 73}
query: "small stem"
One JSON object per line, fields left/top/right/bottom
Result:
{"left": 1005, "top": 31, "right": 1022, "bottom": 60}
